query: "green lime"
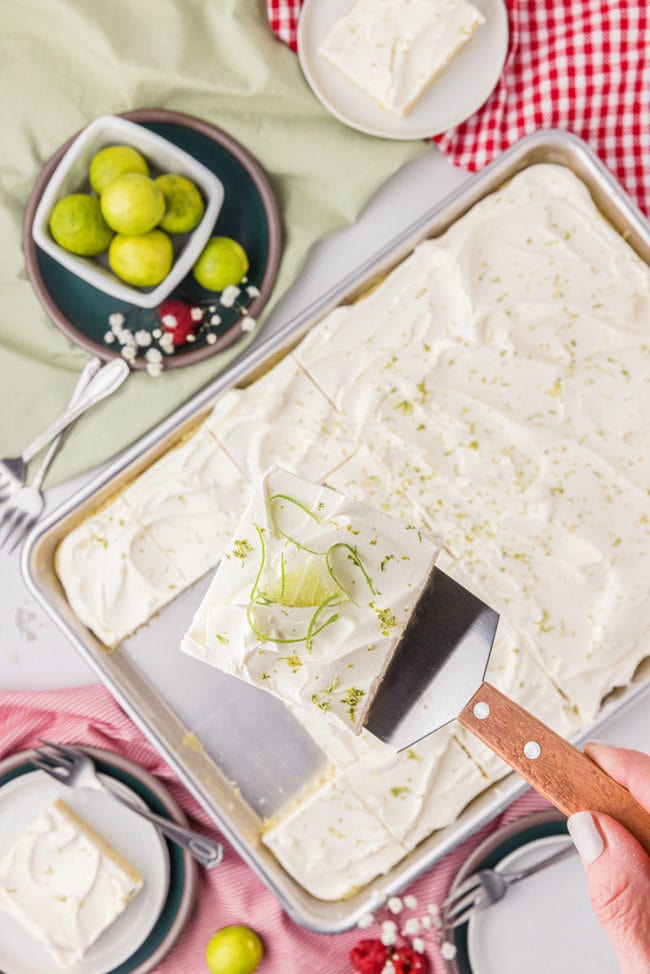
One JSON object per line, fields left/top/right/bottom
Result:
{"left": 205, "top": 925, "right": 263, "bottom": 974}
{"left": 155, "top": 174, "right": 205, "bottom": 233}
{"left": 100, "top": 173, "right": 165, "bottom": 235}
{"left": 89, "top": 145, "right": 149, "bottom": 194}
{"left": 108, "top": 229, "right": 173, "bottom": 287}
{"left": 49, "top": 193, "right": 113, "bottom": 256}
{"left": 192, "top": 236, "right": 249, "bottom": 291}
{"left": 265, "top": 559, "right": 340, "bottom": 608}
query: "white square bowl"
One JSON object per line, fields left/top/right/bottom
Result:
{"left": 32, "top": 115, "right": 225, "bottom": 309}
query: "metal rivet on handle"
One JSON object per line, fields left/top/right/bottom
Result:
{"left": 473, "top": 702, "right": 490, "bottom": 720}
{"left": 524, "top": 741, "right": 541, "bottom": 759}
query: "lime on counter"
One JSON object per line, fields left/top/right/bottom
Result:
{"left": 205, "top": 925, "right": 263, "bottom": 974}
{"left": 100, "top": 172, "right": 165, "bottom": 235}
{"left": 108, "top": 229, "right": 173, "bottom": 287}
{"left": 155, "top": 174, "right": 205, "bottom": 233}
{"left": 192, "top": 236, "right": 249, "bottom": 291}
{"left": 89, "top": 145, "right": 149, "bottom": 194}
{"left": 49, "top": 194, "right": 114, "bottom": 256}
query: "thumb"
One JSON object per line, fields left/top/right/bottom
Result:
{"left": 568, "top": 744, "right": 650, "bottom": 973}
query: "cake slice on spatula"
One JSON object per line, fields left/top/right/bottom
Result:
{"left": 181, "top": 466, "right": 441, "bottom": 733}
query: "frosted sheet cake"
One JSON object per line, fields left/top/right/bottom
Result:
{"left": 56, "top": 164, "right": 650, "bottom": 899}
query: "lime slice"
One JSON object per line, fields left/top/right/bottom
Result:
{"left": 265, "top": 559, "right": 340, "bottom": 608}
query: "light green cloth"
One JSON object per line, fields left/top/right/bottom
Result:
{"left": 0, "top": 0, "right": 423, "bottom": 486}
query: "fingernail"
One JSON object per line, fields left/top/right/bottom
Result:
{"left": 585, "top": 739, "right": 619, "bottom": 749}
{"left": 567, "top": 811, "right": 604, "bottom": 865}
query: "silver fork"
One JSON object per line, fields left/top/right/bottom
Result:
{"left": 442, "top": 842, "right": 576, "bottom": 928}
{"left": 0, "top": 356, "right": 130, "bottom": 506}
{"left": 0, "top": 356, "right": 102, "bottom": 552}
{"left": 31, "top": 741, "right": 223, "bottom": 869}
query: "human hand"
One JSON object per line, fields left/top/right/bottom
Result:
{"left": 567, "top": 743, "right": 650, "bottom": 974}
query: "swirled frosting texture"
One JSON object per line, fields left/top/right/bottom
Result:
{"left": 0, "top": 801, "right": 142, "bottom": 968}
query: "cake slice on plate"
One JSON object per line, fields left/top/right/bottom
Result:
{"left": 181, "top": 466, "right": 441, "bottom": 732}
{"left": 318, "top": 0, "right": 485, "bottom": 117}
{"left": 0, "top": 800, "right": 143, "bottom": 969}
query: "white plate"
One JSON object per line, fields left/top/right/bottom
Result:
{"left": 467, "top": 835, "right": 618, "bottom": 974}
{"left": 0, "top": 770, "right": 170, "bottom": 974}
{"left": 297, "top": 0, "right": 509, "bottom": 139}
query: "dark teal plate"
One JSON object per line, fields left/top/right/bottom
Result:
{"left": 0, "top": 745, "right": 197, "bottom": 973}
{"left": 23, "top": 109, "right": 282, "bottom": 369}
{"left": 443, "top": 811, "right": 568, "bottom": 973}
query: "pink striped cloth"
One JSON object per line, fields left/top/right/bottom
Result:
{"left": 0, "top": 686, "right": 552, "bottom": 973}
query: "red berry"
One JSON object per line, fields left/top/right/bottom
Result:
{"left": 159, "top": 299, "right": 203, "bottom": 346}
{"left": 390, "top": 945, "right": 428, "bottom": 974}
{"left": 350, "top": 938, "right": 389, "bottom": 974}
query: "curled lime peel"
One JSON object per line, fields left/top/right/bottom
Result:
{"left": 267, "top": 493, "right": 326, "bottom": 554}
{"left": 326, "top": 542, "right": 379, "bottom": 605}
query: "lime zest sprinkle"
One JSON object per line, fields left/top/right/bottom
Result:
{"left": 325, "top": 675, "right": 340, "bottom": 695}
{"left": 370, "top": 603, "right": 397, "bottom": 636}
{"left": 341, "top": 686, "right": 365, "bottom": 722}
{"left": 280, "top": 654, "right": 303, "bottom": 671}
{"left": 390, "top": 786, "right": 412, "bottom": 797}
{"left": 233, "top": 538, "right": 253, "bottom": 560}
{"left": 311, "top": 693, "right": 330, "bottom": 713}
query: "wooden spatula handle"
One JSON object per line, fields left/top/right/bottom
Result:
{"left": 459, "top": 681, "right": 650, "bottom": 855}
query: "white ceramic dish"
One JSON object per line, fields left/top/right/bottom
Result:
{"left": 32, "top": 114, "right": 224, "bottom": 308}
{"left": 0, "top": 768, "right": 170, "bottom": 974}
{"left": 297, "top": 0, "right": 509, "bottom": 140}
{"left": 466, "top": 835, "right": 618, "bottom": 974}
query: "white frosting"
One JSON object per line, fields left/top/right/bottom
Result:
{"left": 202, "top": 354, "right": 361, "bottom": 484}
{"left": 0, "top": 801, "right": 142, "bottom": 969}
{"left": 57, "top": 163, "right": 650, "bottom": 900}
{"left": 325, "top": 444, "right": 428, "bottom": 527}
{"left": 295, "top": 164, "right": 650, "bottom": 723}
{"left": 288, "top": 702, "right": 385, "bottom": 769}
{"left": 119, "top": 427, "right": 250, "bottom": 585}
{"left": 340, "top": 730, "right": 489, "bottom": 849}
{"left": 182, "top": 466, "right": 441, "bottom": 731}
{"left": 319, "top": 0, "right": 484, "bottom": 116}
{"left": 286, "top": 701, "right": 491, "bottom": 849}
{"left": 56, "top": 497, "right": 185, "bottom": 647}
{"left": 262, "top": 776, "right": 406, "bottom": 900}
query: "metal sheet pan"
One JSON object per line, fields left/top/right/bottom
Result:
{"left": 22, "top": 130, "right": 650, "bottom": 934}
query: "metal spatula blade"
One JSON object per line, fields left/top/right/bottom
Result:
{"left": 363, "top": 566, "right": 650, "bottom": 856}
{"left": 364, "top": 568, "right": 498, "bottom": 750}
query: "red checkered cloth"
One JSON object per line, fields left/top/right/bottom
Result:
{"left": 267, "top": 0, "right": 650, "bottom": 216}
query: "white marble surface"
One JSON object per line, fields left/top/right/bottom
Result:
{"left": 1, "top": 144, "right": 648, "bottom": 762}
